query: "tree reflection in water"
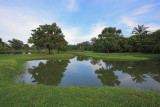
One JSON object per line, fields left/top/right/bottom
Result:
{"left": 28, "top": 60, "right": 70, "bottom": 85}
{"left": 76, "top": 55, "right": 90, "bottom": 61}
{"left": 76, "top": 56, "right": 160, "bottom": 86}
{"left": 95, "top": 67, "right": 120, "bottom": 86}
{"left": 16, "top": 56, "right": 160, "bottom": 90}
{"left": 98, "top": 60, "right": 160, "bottom": 84}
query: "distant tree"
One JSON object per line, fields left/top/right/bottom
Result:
{"left": 69, "top": 45, "right": 78, "bottom": 51}
{"left": 77, "top": 43, "right": 84, "bottom": 52}
{"left": 82, "top": 41, "right": 92, "bottom": 51}
{"left": 3, "top": 43, "right": 10, "bottom": 50}
{"left": 8, "top": 38, "right": 23, "bottom": 50}
{"left": 23, "top": 44, "right": 29, "bottom": 54}
{"left": 0, "top": 38, "right": 10, "bottom": 52}
{"left": 28, "top": 23, "right": 67, "bottom": 54}
{"left": 74, "top": 41, "right": 92, "bottom": 52}
{"left": 0, "top": 38, "right": 3, "bottom": 51}
{"left": 0, "top": 38, "right": 2, "bottom": 43}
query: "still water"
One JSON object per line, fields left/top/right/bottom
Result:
{"left": 15, "top": 56, "right": 160, "bottom": 91}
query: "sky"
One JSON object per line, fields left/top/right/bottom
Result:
{"left": 0, "top": 0, "right": 160, "bottom": 44}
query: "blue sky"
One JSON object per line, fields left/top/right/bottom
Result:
{"left": 0, "top": 0, "right": 160, "bottom": 44}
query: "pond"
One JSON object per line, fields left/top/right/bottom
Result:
{"left": 15, "top": 56, "right": 160, "bottom": 91}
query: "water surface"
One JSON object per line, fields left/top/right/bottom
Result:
{"left": 15, "top": 56, "right": 160, "bottom": 91}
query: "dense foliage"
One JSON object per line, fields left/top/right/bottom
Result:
{"left": 8, "top": 38, "right": 24, "bottom": 50}
{"left": 28, "top": 23, "right": 68, "bottom": 54}
{"left": 23, "top": 44, "right": 29, "bottom": 54}
{"left": 0, "top": 38, "right": 10, "bottom": 51}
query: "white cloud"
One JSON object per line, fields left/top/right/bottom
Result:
{"left": 133, "top": 2, "right": 160, "bottom": 15}
{"left": 0, "top": 5, "right": 106, "bottom": 45}
{"left": 119, "top": 2, "right": 160, "bottom": 35}
{"left": 133, "top": 4, "right": 154, "bottom": 15}
{"left": 61, "top": 25, "right": 81, "bottom": 44}
{"left": 120, "top": 16, "right": 138, "bottom": 28}
{"left": 83, "top": 22, "right": 107, "bottom": 41}
{"left": 146, "top": 23, "right": 160, "bottom": 32}
{"left": 120, "top": 16, "right": 160, "bottom": 34}
{"left": 120, "top": 16, "right": 137, "bottom": 35}
{"left": 67, "top": 0, "right": 78, "bottom": 11}
{"left": 61, "top": 22, "right": 107, "bottom": 44}
{"left": 0, "top": 6, "right": 53, "bottom": 43}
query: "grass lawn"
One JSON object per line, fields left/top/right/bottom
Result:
{"left": 0, "top": 53, "right": 160, "bottom": 106}
{"left": 75, "top": 51, "right": 160, "bottom": 61}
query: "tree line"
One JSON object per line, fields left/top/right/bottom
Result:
{"left": 0, "top": 38, "right": 29, "bottom": 54}
{"left": 1, "top": 23, "right": 160, "bottom": 54}
{"left": 71, "top": 25, "right": 160, "bottom": 54}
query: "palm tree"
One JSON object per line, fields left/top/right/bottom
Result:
{"left": 132, "top": 25, "right": 149, "bottom": 35}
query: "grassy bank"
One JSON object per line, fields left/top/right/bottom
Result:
{"left": 1, "top": 85, "right": 160, "bottom": 106}
{"left": 75, "top": 51, "right": 160, "bottom": 61}
{"left": 0, "top": 53, "right": 160, "bottom": 106}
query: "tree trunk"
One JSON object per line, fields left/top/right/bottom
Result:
{"left": 107, "top": 47, "right": 109, "bottom": 55}
{"left": 57, "top": 47, "right": 60, "bottom": 54}
{"left": 152, "top": 49, "right": 155, "bottom": 54}
{"left": 38, "top": 48, "right": 41, "bottom": 53}
{"left": 58, "top": 49, "right": 60, "bottom": 54}
{"left": 138, "top": 48, "right": 141, "bottom": 53}
{"left": 48, "top": 48, "right": 51, "bottom": 54}
{"left": 82, "top": 49, "right": 83, "bottom": 52}
{"left": 25, "top": 49, "right": 28, "bottom": 54}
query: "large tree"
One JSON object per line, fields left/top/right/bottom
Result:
{"left": 98, "top": 27, "right": 122, "bottom": 53}
{"left": 28, "top": 23, "right": 67, "bottom": 54}
{"left": 8, "top": 38, "right": 23, "bottom": 50}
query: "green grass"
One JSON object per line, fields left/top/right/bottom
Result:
{"left": 1, "top": 85, "right": 160, "bottom": 106}
{"left": 75, "top": 51, "right": 160, "bottom": 61}
{"left": 0, "top": 53, "right": 160, "bottom": 106}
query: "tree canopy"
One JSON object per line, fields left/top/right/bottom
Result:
{"left": 92, "top": 27, "right": 122, "bottom": 53}
{"left": 8, "top": 38, "right": 23, "bottom": 50}
{"left": 28, "top": 23, "right": 68, "bottom": 54}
